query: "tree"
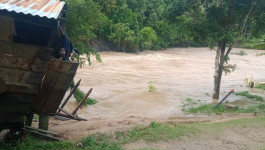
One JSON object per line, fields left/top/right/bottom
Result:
{"left": 108, "top": 23, "right": 137, "bottom": 51}
{"left": 65, "top": 0, "right": 105, "bottom": 65}
{"left": 165, "top": 0, "right": 265, "bottom": 103}
{"left": 189, "top": 0, "right": 265, "bottom": 103}
{"left": 139, "top": 27, "right": 157, "bottom": 50}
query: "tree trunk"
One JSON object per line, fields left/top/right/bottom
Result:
{"left": 212, "top": 42, "right": 226, "bottom": 103}
{"left": 212, "top": 0, "right": 255, "bottom": 104}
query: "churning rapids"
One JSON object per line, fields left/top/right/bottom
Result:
{"left": 74, "top": 47, "right": 265, "bottom": 118}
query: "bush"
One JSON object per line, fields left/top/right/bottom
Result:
{"left": 139, "top": 27, "right": 157, "bottom": 50}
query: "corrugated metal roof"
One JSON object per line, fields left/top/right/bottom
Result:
{"left": 0, "top": 0, "right": 65, "bottom": 19}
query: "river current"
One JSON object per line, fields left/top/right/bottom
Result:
{"left": 74, "top": 47, "right": 265, "bottom": 118}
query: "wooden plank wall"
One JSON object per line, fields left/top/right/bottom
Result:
{"left": 0, "top": 40, "right": 51, "bottom": 95}
{"left": 0, "top": 15, "right": 16, "bottom": 42}
{"left": 0, "top": 93, "right": 34, "bottom": 123}
{"left": 0, "top": 40, "right": 52, "bottom": 123}
{"left": 32, "top": 59, "right": 79, "bottom": 114}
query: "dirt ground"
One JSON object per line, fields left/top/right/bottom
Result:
{"left": 49, "top": 113, "right": 265, "bottom": 150}
{"left": 49, "top": 47, "right": 265, "bottom": 149}
{"left": 50, "top": 113, "right": 255, "bottom": 141}
{"left": 123, "top": 124, "right": 265, "bottom": 150}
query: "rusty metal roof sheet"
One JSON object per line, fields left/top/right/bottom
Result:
{"left": 0, "top": 0, "right": 65, "bottom": 19}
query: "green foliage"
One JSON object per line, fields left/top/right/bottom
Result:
{"left": 80, "top": 135, "right": 122, "bottom": 150}
{"left": 223, "top": 64, "right": 237, "bottom": 75}
{"left": 65, "top": 0, "right": 103, "bottom": 65}
{"left": 70, "top": 82, "right": 97, "bottom": 106}
{"left": 255, "top": 84, "right": 265, "bottom": 90}
{"left": 257, "top": 103, "right": 265, "bottom": 110}
{"left": 183, "top": 91, "right": 265, "bottom": 115}
{"left": 108, "top": 23, "right": 137, "bottom": 51}
{"left": 81, "top": 136, "right": 97, "bottom": 147}
{"left": 135, "top": 149, "right": 162, "bottom": 150}
{"left": 186, "top": 98, "right": 192, "bottom": 102}
{"left": 181, "top": 98, "right": 200, "bottom": 110}
{"left": 183, "top": 103, "right": 265, "bottom": 115}
{"left": 230, "top": 51, "right": 247, "bottom": 56}
{"left": 235, "top": 91, "right": 264, "bottom": 102}
{"left": 149, "top": 121, "right": 161, "bottom": 128}
{"left": 240, "top": 36, "right": 265, "bottom": 50}
{"left": 0, "top": 135, "right": 122, "bottom": 150}
{"left": 139, "top": 27, "right": 157, "bottom": 50}
{"left": 0, "top": 137, "right": 75, "bottom": 150}
{"left": 117, "top": 117, "right": 265, "bottom": 144}
{"left": 148, "top": 81, "right": 156, "bottom": 92}
{"left": 64, "top": 0, "right": 265, "bottom": 53}
{"left": 116, "top": 123, "right": 198, "bottom": 144}
{"left": 185, "top": 104, "right": 226, "bottom": 115}
{"left": 3, "top": 117, "right": 265, "bottom": 150}
{"left": 256, "top": 52, "right": 265, "bottom": 56}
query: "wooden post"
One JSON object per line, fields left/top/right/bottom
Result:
{"left": 39, "top": 115, "right": 49, "bottom": 130}
{"left": 250, "top": 82, "right": 254, "bottom": 88}
{"left": 25, "top": 113, "right": 34, "bottom": 126}
{"left": 214, "top": 89, "right": 234, "bottom": 109}
{"left": 72, "top": 88, "right": 93, "bottom": 115}
{"left": 58, "top": 79, "right": 81, "bottom": 113}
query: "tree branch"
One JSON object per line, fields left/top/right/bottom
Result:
{"left": 225, "top": 0, "right": 256, "bottom": 58}
{"left": 225, "top": 0, "right": 236, "bottom": 30}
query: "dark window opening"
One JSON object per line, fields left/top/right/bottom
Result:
{"left": 13, "top": 20, "right": 54, "bottom": 47}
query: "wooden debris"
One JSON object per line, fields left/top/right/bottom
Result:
{"left": 57, "top": 79, "right": 81, "bottom": 113}
{"left": 24, "top": 126, "right": 60, "bottom": 141}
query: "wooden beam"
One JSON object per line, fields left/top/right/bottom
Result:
{"left": 0, "top": 79, "right": 7, "bottom": 94}
{"left": 0, "top": 93, "right": 33, "bottom": 114}
{"left": 5, "top": 82, "right": 40, "bottom": 94}
{"left": 0, "top": 40, "right": 52, "bottom": 61}
{"left": 0, "top": 54, "right": 49, "bottom": 73}
{"left": 0, "top": 103, "right": 31, "bottom": 113}
{"left": 0, "top": 67, "right": 44, "bottom": 84}
{"left": 0, "top": 113, "right": 25, "bottom": 123}
{"left": 23, "top": 129, "right": 61, "bottom": 141}
{"left": 25, "top": 126, "right": 58, "bottom": 136}
{"left": 58, "top": 79, "right": 81, "bottom": 113}
{"left": 0, "top": 92, "right": 35, "bottom": 103}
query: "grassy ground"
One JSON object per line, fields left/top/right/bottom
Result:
{"left": 182, "top": 91, "right": 265, "bottom": 115}
{"left": 239, "top": 35, "right": 265, "bottom": 50}
{"left": 1, "top": 116, "right": 265, "bottom": 150}
{"left": 235, "top": 91, "right": 264, "bottom": 102}
{"left": 255, "top": 84, "right": 265, "bottom": 90}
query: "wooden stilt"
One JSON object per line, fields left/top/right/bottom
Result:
{"left": 25, "top": 113, "right": 34, "bottom": 126}
{"left": 38, "top": 115, "right": 49, "bottom": 130}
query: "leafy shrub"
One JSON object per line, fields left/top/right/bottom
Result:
{"left": 255, "top": 84, "right": 265, "bottom": 90}
{"left": 231, "top": 51, "right": 247, "bottom": 56}
{"left": 148, "top": 81, "right": 157, "bottom": 92}
{"left": 150, "top": 121, "right": 161, "bottom": 128}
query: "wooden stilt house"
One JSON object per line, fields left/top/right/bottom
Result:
{"left": 0, "top": 0, "right": 79, "bottom": 131}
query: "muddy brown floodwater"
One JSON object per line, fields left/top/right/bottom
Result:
{"left": 50, "top": 47, "right": 265, "bottom": 141}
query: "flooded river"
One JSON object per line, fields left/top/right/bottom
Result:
{"left": 74, "top": 47, "right": 265, "bottom": 119}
